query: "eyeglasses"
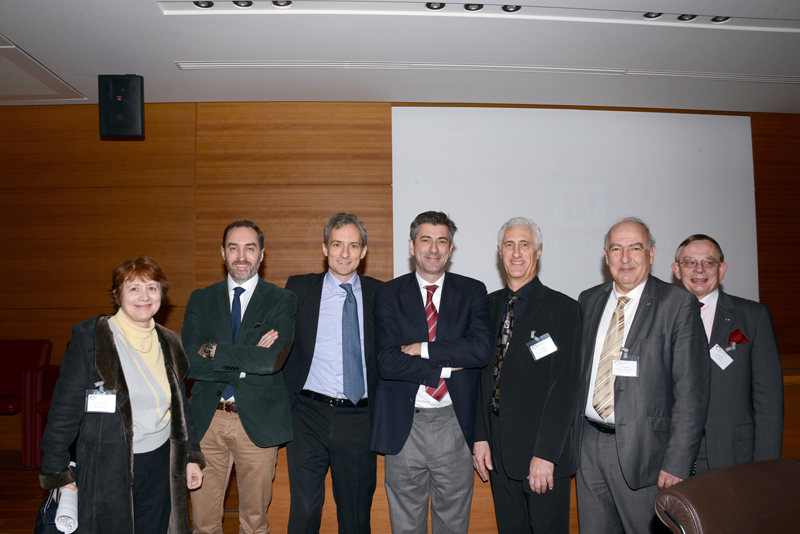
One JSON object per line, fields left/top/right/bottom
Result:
{"left": 678, "top": 259, "right": 719, "bottom": 269}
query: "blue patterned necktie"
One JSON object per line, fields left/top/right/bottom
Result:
{"left": 341, "top": 283, "right": 365, "bottom": 404}
{"left": 222, "top": 286, "right": 245, "bottom": 400}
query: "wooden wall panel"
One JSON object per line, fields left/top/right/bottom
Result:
{"left": 194, "top": 185, "right": 393, "bottom": 289}
{"left": 195, "top": 103, "right": 392, "bottom": 186}
{"left": 783, "top": 374, "right": 800, "bottom": 461}
{"left": 0, "top": 104, "right": 196, "bottom": 189}
{"left": 0, "top": 186, "right": 195, "bottom": 309}
{"left": 751, "top": 113, "right": 800, "bottom": 370}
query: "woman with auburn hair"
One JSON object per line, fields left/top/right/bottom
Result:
{"left": 39, "top": 256, "right": 204, "bottom": 534}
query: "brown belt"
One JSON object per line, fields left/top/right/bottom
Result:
{"left": 216, "top": 401, "right": 238, "bottom": 413}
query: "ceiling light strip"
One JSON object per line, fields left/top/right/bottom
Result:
{"left": 174, "top": 61, "right": 800, "bottom": 84}
{"left": 156, "top": 2, "right": 800, "bottom": 32}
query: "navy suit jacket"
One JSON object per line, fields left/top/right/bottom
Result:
{"left": 370, "top": 271, "right": 493, "bottom": 456}
{"left": 704, "top": 289, "right": 783, "bottom": 468}
{"left": 283, "top": 271, "right": 382, "bottom": 419}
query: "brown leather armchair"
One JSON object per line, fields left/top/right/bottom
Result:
{"left": 655, "top": 458, "right": 800, "bottom": 534}
{"left": 0, "top": 340, "right": 53, "bottom": 466}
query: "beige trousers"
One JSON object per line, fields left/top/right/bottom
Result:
{"left": 191, "top": 410, "right": 279, "bottom": 534}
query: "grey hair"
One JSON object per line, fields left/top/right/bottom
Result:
{"left": 604, "top": 217, "right": 655, "bottom": 250}
{"left": 409, "top": 211, "right": 457, "bottom": 242}
{"left": 497, "top": 217, "right": 543, "bottom": 251}
{"left": 323, "top": 213, "right": 368, "bottom": 247}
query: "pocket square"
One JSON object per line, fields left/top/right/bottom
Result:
{"left": 252, "top": 321, "right": 267, "bottom": 329}
{"left": 728, "top": 329, "right": 749, "bottom": 345}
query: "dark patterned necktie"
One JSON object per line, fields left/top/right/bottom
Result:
{"left": 491, "top": 294, "right": 519, "bottom": 410}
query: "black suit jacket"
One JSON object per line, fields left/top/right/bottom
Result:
{"left": 475, "top": 277, "right": 583, "bottom": 481}
{"left": 576, "top": 275, "right": 710, "bottom": 488}
{"left": 704, "top": 289, "right": 783, "bottom": 468}
{"left": 370, "top": 271, "right": 493, "bottom": 456}
{"left": 283, "top": 271, "right": 382, "bottom": 418}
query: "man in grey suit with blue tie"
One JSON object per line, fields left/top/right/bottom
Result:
{"left": 672, "top": 234, "right": 783, "bottom": 473}
{"left": 575, "top": 217, "right": 710, "bottom": 534}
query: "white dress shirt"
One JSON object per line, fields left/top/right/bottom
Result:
{"left": 584, "top": 280, "right": 647, "bottom": 424}
{"left": 413, "top": 272, "right": 452, "bottom": 408}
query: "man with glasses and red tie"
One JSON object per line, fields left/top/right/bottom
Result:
{"left": 672, "top": 234, "right": 783, "bottom": 474}
{"left": 370, "top": 211, "right": 493, "bottom": 534}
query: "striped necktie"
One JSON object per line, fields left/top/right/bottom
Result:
{"left": 592, "top": 295, "right": 630, "bottom": 420}
{"left": 423, "top": 285, "right": 448, "bottom": 401}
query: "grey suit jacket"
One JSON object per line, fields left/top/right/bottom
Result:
{"left": 705, "top": 289, "right": 783, "bottom": 468}
{"left": 577, "top": 275, "right": 710, "bottom": 489}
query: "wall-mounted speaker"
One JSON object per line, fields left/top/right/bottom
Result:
{"left": 98, "top": 75, "right": 144, "bottom": 137}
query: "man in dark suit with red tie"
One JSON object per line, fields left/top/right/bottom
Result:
{"left": 283, "top": 213, "right": 382, "bottom": 534}
{"left": 672, "top": 234, "right": 783, "bottom": 473}
{"left": 371, "top": 211, "right": 493, "bottom": 534}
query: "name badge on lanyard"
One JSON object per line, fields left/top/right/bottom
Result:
{"left": 611, "top": 348, "right": 638, "bottom": 377}
{"left": 85, "top": 381, "right": 116, "bottom": 413}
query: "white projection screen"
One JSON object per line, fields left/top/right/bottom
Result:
{"left": 392, "top": 107, "right": 758, "bottom": 301}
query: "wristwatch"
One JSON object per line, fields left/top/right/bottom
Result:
{"left": 203, "top": 343, "right": 216, "bottom": 358}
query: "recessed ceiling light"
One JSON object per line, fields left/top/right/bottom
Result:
{"left": 426, "top": 2, "right": 445, "bottom": 9}
{"left": 677, "top": 14, "right": 696, "bottom": 22}
{"left": 643, "top": 12, "right": 662, "bottom": 19}
{"left": 464, "top": 3, "right": 483, "bottom": 11}
{"left": 193, "top": 1, "right": 214, "bottom": 7}
{"left": 272, "top": 0, "right": 292, "bottom": 6}
{"left": 710, "top": 16, "right": 731, "bottom": 23}
{"left": 501, "top": 5, "right": 521, "bottom": 12}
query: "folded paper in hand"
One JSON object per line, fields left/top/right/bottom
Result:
{"left": 55, "top": 489, "right": 78, "bottom": 534}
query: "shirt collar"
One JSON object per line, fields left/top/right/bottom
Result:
{"left": 227, "top": 273, "right": 259, "bottom": 294}
{"left": 612, "top": 278, "right": 647, "bottom": 303}
{"left": 325, "top": 269, "right": 361, "bottom": 292}
{"left": 700, "top": 288, "right": 719, "bottom": 309}
{"left": 415, "top": 271, "right": 445, "bottom": 291}
{"left": 505, "top": 276, "right": 538, "bottom": 301}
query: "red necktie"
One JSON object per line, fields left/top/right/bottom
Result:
{"left": 424, "top": 285, "right": 448, "bottom": 401}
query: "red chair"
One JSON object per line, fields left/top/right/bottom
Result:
{"left": 0, "top": 340, "right": 53, "bottom": 466}
{"left": 26, "top": 364, "right": 60, "bottom": 467}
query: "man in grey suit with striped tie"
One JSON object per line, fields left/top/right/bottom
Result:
{"left": 575, "top": 217, "right": 710, "bottom": 534}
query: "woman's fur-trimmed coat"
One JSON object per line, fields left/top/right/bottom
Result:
{"left": 39, "top": 316, "right": 204, "bottom": 534}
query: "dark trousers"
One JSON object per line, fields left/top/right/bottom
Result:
{"left": 286, "top": 394, "right": 377, "bottom": 534}
{"left": 132, "top": 439, "right": 171, "bottom": 534}
{"left": 488, "top": 411, "right": 571, "bottom": 534}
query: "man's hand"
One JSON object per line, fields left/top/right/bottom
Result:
{"left": 657, "top": 470, "right": 683, "bottom": 490}
{"left": 186, "top": 462, "right": 203, "bottom": 490}
{"left": 401, "top": 343, "right": 422, "bottom": 356}
{"left": 472, "top": 441, "right": 493, "bottom": 482}
{"left": 257, "top": 329, "right": 279, "bottom": 348}
{"left": 528, "top": 456, "right": 555, "bottom": 494}
{"left": 197, "top": 343, "right": 217, "bottom": 359}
